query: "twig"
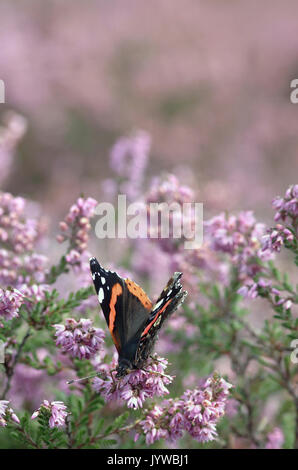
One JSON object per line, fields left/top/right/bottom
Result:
{"left": 1, "top": 328, "right": 32, "bottom": 399}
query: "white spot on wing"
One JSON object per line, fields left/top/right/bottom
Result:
{"left": 154, "top": 299, "right": 164, "bottom": 310}
{"left": 98, "top": 288, "right": 104, "bottom": 304}
{"left": 101, "top": 277, "right": 106, "bottom": 285}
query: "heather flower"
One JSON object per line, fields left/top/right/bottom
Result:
{"left": 181, "top": 375, "right": 232, "bottom": 442}
{"left": 146, "top": 174, "right": 196, "bottom": 253}
{"left": 237, "top": 277, "right": 295, "bottom": 312}
{"left": 92, "top": 355, "right": 173, "bottom": 409}
{"left": 0, "top": 192, "right": 43, "bottom": 255}
{"left": 20, "top": 284, "right": 50, "bottom": 305}
{"left": 205, "top": 211, "right": 273, "bottom": 277}
{"left": 0, "top": 192, "right": 47, "bottom": 288}
{"left": 22, "top": 254, "right": 48, "bottom": 283}
{"left": 109, "top": 130, "right": 150, "bottom": 201}
{"left": 135, "top": 374, "right": 232, "bottom": 445}
{"left": 147, "top": 174, "right": 194, "bottom": 205}
{"left": 260, "top": 185, "right": 297, "bottom": 256}
{"left": 57, "top": 196, "right": 97, "bottom": 255}
{"left": 272, "top": 184, "right": 298, "bottom": 223}
{"left": 31, "top": 400, "right": 68, "bottom": 428}
{"left": 54, "top": 318, "right": 105, "bottom": 359}
{"left": 262, "top": 223, "right": 295, "bottom": 253}
{"left": 265, "top": 427, "right": 284, "bottom": 449}
{"left": 0, "top": 400, "right": 20, "bottom": 427}
{"left": 0, "top": 288, "right": 24, "bottom": 320}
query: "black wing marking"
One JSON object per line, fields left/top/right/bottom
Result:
{"left": 90, "top": 257, "right": 151, "bottom": 358}
{"left": 141, "top": 272, "right": 187, "bottom": 337}
{"left": 134, "top": 272, "right": 187, "bottom": 367}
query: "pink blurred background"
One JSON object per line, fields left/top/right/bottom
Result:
{"left": 0, "top": 0, "right": 297, "bottom": 221}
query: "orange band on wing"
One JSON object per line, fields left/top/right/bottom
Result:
{"left": 109, "top": 283, "right": 123, "bottom": 348}
{"left": 125, "top": 279, "right": 152, "bottom": 310}
{"left": 141, "top": 299, "right": 172, "bottom": 337}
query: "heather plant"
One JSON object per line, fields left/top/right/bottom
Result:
{"left": 0, "top": 133, "right": 297, "bottom": 449}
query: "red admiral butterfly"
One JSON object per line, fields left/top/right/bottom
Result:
{"left": 90, "top": 257, "right": 187, "bottom": 378}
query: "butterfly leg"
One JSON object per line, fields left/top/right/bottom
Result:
{"left": 149, "top": 354, "right": 171, "bottom": 365}
{"left": 141, "top": 368, "right": 173, "bottom": 381}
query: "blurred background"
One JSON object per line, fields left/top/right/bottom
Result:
{"left": 0, "top": 0, "right": 298, "bottom": 221}
{"left": 0, "top": 1, "right": 297, "bottom": 449}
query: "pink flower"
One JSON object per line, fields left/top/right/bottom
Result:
{"left": 92, "top": 355, "right": 173, "bottom": 409}
{"left": 0, "top": 288, "right": 24, "bottom": 320}
{"left": 262, "top": 224, "right": 295, "bottom": 253}
{"left": 135, "top": 374, "right": 232, "bottom": 445}
{"left": 20, "top": 283, "right": 50, "bottom": 306}
{"left": 54, "top": 318, "right": 105, "bottom": 360}
{"left": 58, "top": 196, "right": 97, "bottom": 254}
{"left": 0, "top": 192, "right": 48, "bottom": 288}
{"left": 109, "top": 130, "right": 150, "bottom": 201}
{"left": 272, "top": 184, "right": 298, "bottom": 223}
{"left": 0, "top": 400, "right": 20, "bottom": 426}
{"left": 31, "top": 400, "right": 68, "bottom": 428}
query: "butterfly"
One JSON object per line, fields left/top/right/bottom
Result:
{"left": 90, "top": 257, "right": 187, "bottom": 378}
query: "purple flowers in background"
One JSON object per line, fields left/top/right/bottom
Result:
{"left": 109, "top": 130, "right": 151, "bottom": 201}
{"left": 58, "top": 196, "right": 97, "bottom": 256}
{"left": 0, "top": 192, "right": 42, "bottom": 255}
{"left": 54, "top": 318, "right": 105, "bottom": 360}
{"left": 0, "top": 191, "right": 47, "bottom": 289}
{"left": 205, "top": 210, "right": 273, "bottom": 278}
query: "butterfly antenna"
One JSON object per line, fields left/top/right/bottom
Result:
{"left": 67, "top": 372, "right": 101, "bottom": 385}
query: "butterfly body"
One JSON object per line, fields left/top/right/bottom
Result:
{"left": 90, "top": 257, "right": 187, "bottom": 377}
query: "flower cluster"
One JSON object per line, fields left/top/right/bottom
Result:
{"left": 262, "top": 185, "right": 297, "bottom": 254}
{"left": 272, "top": 184, "right": 298, "bottom": 223}
{"left": 53, "top": 318, "right": 105, "bottom": 360}
{"left": 135, "top": 374, "right": 232, "bottom": 445}
{"left": 0, "top": 400, "right": 20, "bottom": 427}
{"left": 0, "top": 192, "right": 47, "bottom": 288}
{"left": 92, "top": 355, "right": 173, "bottom": 409}
{"left": 205, "top": 211, "right": 273, "bottom": 278}
{"left": 262, "top": 224, "right": 294, "bottom": 253}
{"left": 20, "top": 283, "right": 50, "bottom": 307}
{"left": 57, "top": 196, "right": 97, "bottom": 256}
{"left": 0, "top": 192, "right": 43, "bottom": 254}
{"left": 108, "top": 130, "right": 151, "bottom": 201}
{"left": 237, "top": 276, "right": 294, "bottom": 312}
{"left": 31, "top": 400, "right": 68, "bottom": 428}
{"left": 0, "top": 288, "right": 24, "bottom": 321}
{"left": 146, "top": 174, "right": 196, "bottom": 254}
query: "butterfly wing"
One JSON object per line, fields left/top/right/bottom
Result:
{"left": 90, "top": 257, "right": 152, "bottom": 361}
{"left": 136, "top": 272, "right": 188, "bottom": 367}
